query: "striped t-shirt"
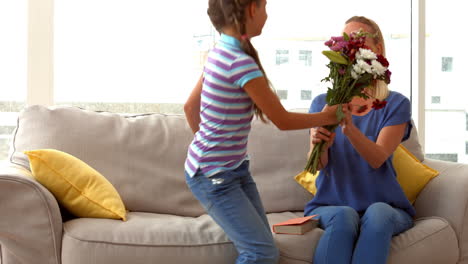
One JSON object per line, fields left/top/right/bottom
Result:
{"left": 184, "top": 33, "right": 264, "bottom": 178}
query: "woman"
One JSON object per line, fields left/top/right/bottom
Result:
{"left": 305, "top": 16, "right": 414, "bottom": 264}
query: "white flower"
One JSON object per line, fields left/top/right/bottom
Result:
{"left": 356, "top": 48, "right": 377, "bottom": 60}
{"left": 357, "top": 59, "right": 373, "bottom": 74}
{"left": 370, "top": 60, "right": 387, "bottom": 76}
{"left": 352, "top": 63, "right": 363, "bottom": 75}
{"left": 351, "top": 70, "right": 360, "bottom": 80}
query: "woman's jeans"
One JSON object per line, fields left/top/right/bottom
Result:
{"left": 185, "top": 161, "right": 279, "bottom": 264}
{"left": 307, "top": 203, "right": 414, "bottom": 264}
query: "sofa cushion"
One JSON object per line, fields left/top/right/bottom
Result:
{"left": 24, "top": 148, "right": 127, "bottom": 220}
{"left": 273, "top": 213, "right": 458, "bottom": 264}
{"left": 387, "top": 217, "right": 459, "bottom": 263}
{"left": 248, "top": 120, "right": 314, "bottom": 213}
{"left": 61, "top": 211, "right": 457, "bottom": 264}
{"left": 401, "top": 119, "right": 424, "bottom": 162}
{"left": 10, "top": 106, "right": 205, "bottom": 216}
{"left": 61, "top": 212, "right": 237, "bottom": 264}
{"left": 393, "top": 145, "right": 439, "bottom": 203}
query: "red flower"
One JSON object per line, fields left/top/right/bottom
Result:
{"left": 376, "top": 54, "right": 389, "bottom": 67}
{"left": 356, "top": 105, "right": 368, "bottom": 113}
{"left": 372, "top": 99, "right": 387, "bottom": 110}
{"left": 384, "top": 70, "right": 392, "bottom": 84}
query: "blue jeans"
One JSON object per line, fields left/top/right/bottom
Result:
{"left": 307, "top": 202, "right": 413, "bottom": 264}
{"left": 185, "top": 161, "right": 279, "bottom": 264}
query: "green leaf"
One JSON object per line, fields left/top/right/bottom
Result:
{"left": 322, "top": 50, "right": 349, "bottom": 65}
{"left": 343, "top": 32, "right": 350, "bottom": 41}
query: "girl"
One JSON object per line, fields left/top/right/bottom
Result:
{"left": 306, "top": 16, "right": 415, "bottom": 264}
{"left": 184, "top": 0, "right": 343, "bottom": 263}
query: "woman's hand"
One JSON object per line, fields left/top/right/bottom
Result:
{"left": 308, "top": 126, "right": 335, "bottom": 169}
{"left": 310, "top": 127, "right": 336, "bottom": 149}
{"left": 340, "top": 104, "right": 357, "bottom": 136}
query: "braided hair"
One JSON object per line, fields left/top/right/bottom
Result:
{"left": 207, "top": 0, "right": 272, "bottom": 121}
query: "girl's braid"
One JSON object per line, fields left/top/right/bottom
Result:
{"left": 208, "top": 0, "right": 275, "bottom": 122}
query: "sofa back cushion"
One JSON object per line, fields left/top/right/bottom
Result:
{"left": 11, "top": 106, "right": 203, "bottom": 216}
{"left": 10, "top": 105, "right": 424, "bottom": 216}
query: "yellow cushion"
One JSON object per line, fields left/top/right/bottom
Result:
{"left": 295, "top": 144, "right": 439, "bottom": 204}
{"left": 25, "top": 149, "right": 127, "bottom": 220}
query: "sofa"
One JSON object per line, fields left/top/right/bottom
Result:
{"left": 1, "top": 105, "right": 468, "bottom": 264}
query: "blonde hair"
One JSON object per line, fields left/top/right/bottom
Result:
{"left": 346, "top": 16, "right": 389, "bottom": 100}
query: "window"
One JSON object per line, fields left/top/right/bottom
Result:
{"left": 425, "top": 153, "right": 458, "bottom": 163}
{"left": 276, "top": 90, "right": 288, "bottom": 100}
{"left": 426, "top": 0, "right": 467, "bottom": 164}
{"left": 256, "top": 0, "right": 411, "bottom": 110}
{"left": 431, "top": 96, "right": 441, "bottom": 104}
{"left": 0, "top": 1, "right": 27, "bottom": 161}
{"left": 301, "top": 90, "right": 312, "bottom": 100}
{"left": 54, "top": 0, "right": 213, "bottom": 114}
{"left": 299, "top": 50, "right": 312, "bottom": 66}
{"left": 275, "top": 50, "right": 289, "bottom": 65}
{"left": 441, "top": 57, "right": 453, "bottom": 72}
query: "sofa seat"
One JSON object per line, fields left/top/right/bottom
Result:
{"left": 61, "top": 211, "right": 458, "bottom": 264}
{"left": 271, "top": 213, "right": 459, "bottom": 264}
{"left": 61, "top": 212, "right": 237, "bottom": 264}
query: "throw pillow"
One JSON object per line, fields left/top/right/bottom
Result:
{"left": 24, "top": 149, "right": 127, "bottom": 220}
{"left": 295, "top": 144, "right": 439, "bottom": 204}
{"left": 393, "top": 144, "right": 439, "bottom": 203}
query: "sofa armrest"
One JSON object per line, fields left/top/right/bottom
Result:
{"left": 414, "top": 158, "right": 468, "bottom": 262}
{"left": 0, "top": 163, "right": 62, "bottom": 264}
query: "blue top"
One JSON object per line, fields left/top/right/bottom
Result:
{"left": 304, "top": 91, "right": 416, "bottom": 217}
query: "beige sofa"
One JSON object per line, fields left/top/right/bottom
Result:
{"left": 1, "top": 105, "right": 468, "bottom": 264}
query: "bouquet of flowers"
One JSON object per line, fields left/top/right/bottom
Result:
{"left": 304, "top": 30, "right": 392, "bottom": 174}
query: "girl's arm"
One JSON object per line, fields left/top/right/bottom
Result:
{"left": 341, "top": 109, "right": 407, "bottom": 169}
{"left": 184, "top": 74, "right": 203, "bottom": 134}
{"left": 243, "top": 77, "right": 339, "bottom": 130}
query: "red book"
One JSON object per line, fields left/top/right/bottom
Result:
{"left": 272, "top": 215, "right": 319, "bottom": 235}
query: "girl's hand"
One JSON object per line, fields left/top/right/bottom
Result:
{"left": 322, "top": 104, "right": 349, "bottom": 124}
{"left": 321, "top": 104, "right": 339, "bottom": 124}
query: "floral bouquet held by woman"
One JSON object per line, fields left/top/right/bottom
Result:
{"left": 304, "top": 30, "right": 392, "bottom": 174}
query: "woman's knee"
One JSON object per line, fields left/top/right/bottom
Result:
{"left": 361, "top": 202, "right": 394, "bottom": 230}
{"left": 335, "top": 207, "right": 359, "bottom": 223}
{"left": 329, "top": 206, "right": 360, "bottom": 233}
{"left": 365, "top": 202, "right": 393, "bottom": 220}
